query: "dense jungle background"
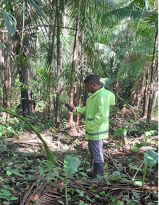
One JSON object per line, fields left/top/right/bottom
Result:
{"left": 0, "top": 0, "right": 158, "bottom": 204}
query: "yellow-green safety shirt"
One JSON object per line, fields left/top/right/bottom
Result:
{"left": 76, "top": 87, "right": 115, "bottom": 140}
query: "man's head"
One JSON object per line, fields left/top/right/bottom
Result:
{"left": 84, "top": 74, "right": 101, "bottom": 93}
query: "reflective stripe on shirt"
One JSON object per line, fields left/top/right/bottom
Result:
{"left": 86, "top": 130, "right": 109, "bottom": 136}
{"left": 87, "top": 118, "right": 93, "bottom": 121}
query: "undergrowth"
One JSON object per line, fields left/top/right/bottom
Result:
{"left": 0, "top": 114, "right": 158, "bottom": 205}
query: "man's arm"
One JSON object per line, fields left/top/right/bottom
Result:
{"left": 76, "top": 106, "right": 87, "bottom": 115}
{"left": 66, "top": 106, "right": 87, "bottom": 115}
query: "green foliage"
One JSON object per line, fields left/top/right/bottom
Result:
{"left": 0, "top": 188, "right": 18, "bottom": 202}
{"left": 131, "top": 142, "right": 151, "bottom": 152}
{"left": 1, "top": 108, "right": 57, "bottom": 166}
{"left": 6, "top": 168, "right": 23, "bottom": 177}
{"left": 26, "top": 0, "right": 48, "bottom": 22}
{"left": 144, "top": 150, "right": 158, "bottom": 168}
{"left": 2, "top": 11, "right": 17, "bottom": 36}
{"left": 0, "top": 42, "right": 6, "bottom": 48}
{"left": 63, "top": 155, "right": 81, "bottom": 205}
{"left": 63, "top": 155, "right": 81, "bottom": 178}
{"left": 108, "top": 7, "right": 143, "bottom": 20}
{"left": 142, "top": 150, "right": 158, "bottom": 191}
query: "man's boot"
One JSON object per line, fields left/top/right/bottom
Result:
{"left": 90, "top": 163, "right": 104, "bottom": 182}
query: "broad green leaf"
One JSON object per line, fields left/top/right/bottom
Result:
{"left": 0, "top": 42, "right": 6, "bottom": 48}
{"left": 144, "top": 150, "right": 158, "bottom": 167}
{"left": 131, "top": 143, "right": 151, "bottom": 151}
{"left": 134, "top": 181, "right": 142, "bottom": 185}
{"left": 3, "top": 11, "right": 16, "bottom": 36}
{"left": 116, "top": 200, "right": 125, "bottom": 205}
{"left": 114, "top": 128, "right": 127, "bottom": 136}
{"left": 131, "top": 145, "right": 138, "bottom": 152}
{"left": 64, "top": 155, "right": 81, "bottom": 178}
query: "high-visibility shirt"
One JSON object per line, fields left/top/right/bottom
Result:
{"left": 76, "top": 87, "right": 115, "bottom": 140}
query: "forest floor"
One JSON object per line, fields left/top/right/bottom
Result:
{"left": 0, "top": 113, "right": 158, "bottom": 205}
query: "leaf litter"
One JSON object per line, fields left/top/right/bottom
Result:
{"left": 0, "top": 117, "right": 158, "bottom": 205}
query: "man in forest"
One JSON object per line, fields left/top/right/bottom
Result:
{"left": 68, "top": 74, "right": 115, "bottom": 182}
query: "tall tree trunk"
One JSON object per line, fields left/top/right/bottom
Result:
{"left": 76, "top": 0, "right": 88, "bottom": 132}
{"left": 1, "top": 26, "right": 8, "bottom": 120}
{"left": 12, "top": 2, "right": 31, "bottom": 117}
{"left": 69, "top": 0, "right": 81, "bottom": 126}
{"left": 147, "top": 29, "right": 158, "bottom": 121}
{"left": 1, "top": 1, "right": 7, "bottom": 120}
{"left": 49, "top": 18, "right": 57, "bottom": 120}
{"left": 19, "top": 50, "right": 30, "bottom": 117}
{"left": 142, "top": 68, "right": 149, "bottom": 117}
{"left": 5, "top": 34, "right": 12, "bottom": 121}
{"left": 55, "top": 0, "right": 61, "bottom": 128}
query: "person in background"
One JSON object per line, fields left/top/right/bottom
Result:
{"left": 68, "top": 74, "right": 115, "bottom": 182}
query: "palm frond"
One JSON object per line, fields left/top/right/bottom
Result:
{"left": 117, "top": 53, "right": 151, "bottom": 79}
{"left": 26, "top": 0, "right": 48, "bottom": 22}
{"left": 107, "top": 6, "right": 143, "bottom": 20}
{"left": 1, "top": 108, "right": 57, "bottom": 165}
{"left": 2, "top": 11, "right": 17, "bottom": 36}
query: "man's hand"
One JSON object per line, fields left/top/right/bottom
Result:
{"left": 71, "top": 107, "right": 77, "bottom": 112}
{"left": 65, "top": 103, "right": 77, "bottom": 112}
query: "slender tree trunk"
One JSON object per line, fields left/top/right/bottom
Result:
{"left": 153, "top": 93, "right": 158, "bottom": 109}
{"left": 19, "top": 30, "right": 31, "bottom": 117}
{"left": 49, "top": 18, "right": 57, "bottom": 120}
{"left": 76, "top": 0, "right": 88, "bottom": 132}
{"left": 142, "top": 68, "right": 149, "bottom": 117}
{"left": 115, "top": 63, "right": 120, "bottom": 104}
{"left": 2, "top": 28, "right": 8, "bottom": 120}
{"left": 69, "top": 0, "right": 81, "bottom": 126}
{"left": 55, "top": 0, "right": 61, "bottom": 128}
{"left": 116, "top": 80, "right": 120, "bottom": 100}
{"left": 147, "top": 29, "right": 158, "bottom": 121}
{"left": 19, "top": 51, "right": 30, "bottom": 117}
{"left": 5, "top": 34, "right": 12, "bottom": 121}
{"left": 12, "top": 3, "right": 31, "bottom": 117}
{"left": 1, "top": 8, "right": 8, "bottom": 120}
{"left": 6, "top": 35, "right": 12, "bottom": 89}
